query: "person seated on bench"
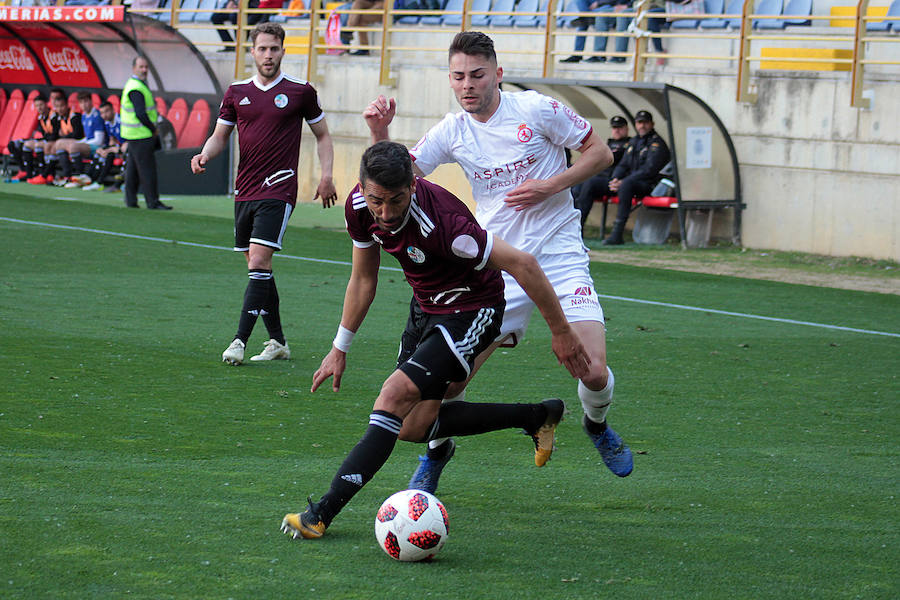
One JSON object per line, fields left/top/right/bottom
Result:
{"left": 571, "top": 114, "right": 630, "bottom": 234}
{"left": 82, "top": 101, "right": 127, "bottom": 192}
{"left": 602, "top": 109, "right": 670, "bottom": 245}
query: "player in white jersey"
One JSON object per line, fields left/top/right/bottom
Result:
{"left": 364, "top": 31, "right": 633, "bottom": 493}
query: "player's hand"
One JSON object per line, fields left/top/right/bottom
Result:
{"left": 551, "top": 328, "right": 591, "bottom": 379}
{"left": 608, "top": 178, "right": 621, "bottom": 192}
{"left": 504, "top": 178, "right": 555, "bottom": 211}
{"left": 190, "top": 152, "right": 208, "bottom": 175}
{"left": 314, "top": 176, "right": 338, "bottom": 208}
{"left": 363, "top": 95, "right": 396, "bottom": 138}
{"left": 311, "top": 347, "right": 347, "bottom": 393}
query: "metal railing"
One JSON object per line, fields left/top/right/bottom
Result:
{"left": 128, "top": 0, "right": 899, "bottom": 107}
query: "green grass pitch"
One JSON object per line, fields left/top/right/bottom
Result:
{"left": 1, "top": 190, "right": 897, "bottom": 599}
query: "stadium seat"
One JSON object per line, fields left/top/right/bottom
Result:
{"left": 156, "top": 96, "right": 169, "bottom": 119}
{"left": 0, "top": 89, "right": 7, "bottom": 121}
{"left": 177, "top": 99, "right": 212, "bottom": 148}
{"left": 435, "top": 0, "right": 462, "bottom": 25}
{"left": 488, "top": 0, "right": 516, "bottom": 27}
{"left": 166, "top": 97, "right": 190, "bottom": 142}
{"left": 92, "top": 93, "right": 102, "bottom": 108}
{"left": 0, "top": 89, "right": 26, "bottom": 156}
{"left": 68, "top": 91, "right": 79, "bottom": 112}
{"left": 672, "top": 0, "right": 720, "bottom": 29}
{"left": 393, "top": 0, "right": 421, "bottom": 25}
{"left": 194, "top": 0, "right": 222, "bottom": 22}
{"left": 6, "top": 95, "right": 40, "bottom": 152}
{"left": 513, "top": 0, "right": 540, "bottom": 27}
{"left": 557, "top": 0, "right": 580, "bottom": 28}
{"left": 754, "top": 0, "right": 785, "bottom": 29}
{"left": 157, "top": 0, "right": 172, "bottom": 22}
{"left": 782, "top": 0, "right": 811, "bottom": 26}
{"left": 470, "top": 0, "right": 490, "bottom": 26}
{"left": 106, "top": 94, "right": 121, "bottom": 113}
{"left": 700, "top": 0, "right": 741, "bottom": 29}
{"left": 867, "top": 0, "right": 900, "bottom": 31}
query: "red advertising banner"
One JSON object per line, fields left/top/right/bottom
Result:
{"left": 0, "top": 38, "right": 45, "bottom": 85}
{"left": 0, "top": 5, "right": 125, "bottom": 22}
{"left": 26, "top": 39, "right": 101, "bottom": 87}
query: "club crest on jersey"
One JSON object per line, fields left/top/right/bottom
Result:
{"left": 407, "top": 245, "right": 426, "bottom": 264}
{"left": 274, "top": 93, "right": 288, "bottom": 109}
{"left": 517, "top": 123, "right": 533, "bottom": 143}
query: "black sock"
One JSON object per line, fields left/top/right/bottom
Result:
{"left": 8, "top": 141, "right": 22, "bottom": 167}
{"left": 56, "top": 151, "right": 71, "bottom": 178}
{"left": 584, "top": 417, "right": 608, "bottom": 434}
{"left": 235, "top": 269, "right": 272, "bottom": 343}
{"left": 70, "top": 152, "right": 83, "bottom": 175}
{"left": 21, "top": 150, "right": 33, "bottom": 176}
{"left": 317, "top": 410, "right": 402, "bottom": 526}
{"left": 96, "top": 155, "right": 113, "bottom": 183}
{"left": 430, "top": 401, "right": 547, "bottom": 439}
{"left": 260, "top": 275, "right": 285, "bottom": 345}
{"left": 425, "top": 439, "right": 454, "bottom": 460}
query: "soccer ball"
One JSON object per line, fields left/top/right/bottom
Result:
{"left": 374, "top": 489, "right": 449, "bottom": 561}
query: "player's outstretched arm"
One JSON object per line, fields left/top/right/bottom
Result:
{"left": 190, "top": 122, "right": 233, "bottom": 174}
{"left": 504, "top": 129, "right": 613, "bottom": 211}
{"left": 363, "top": 95, "right": 396, "bottom": 145}
{"left": 311, "top": 244, "right": 381, "bottom": 393}
{"left": 486, "top": 236, "right": 591, "bottom": 379}
{"left": 308, "top": 118, "right": 338, "bottom": 208}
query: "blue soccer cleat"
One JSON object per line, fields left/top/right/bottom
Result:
{"left": 583, "top": 416, "right": 633, "bottom": 477}
{"left": 408, "top": 439, "right": 456, "bottom": 494}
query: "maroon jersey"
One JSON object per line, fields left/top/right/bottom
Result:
{"left": 217, "top": 72, "right": 323, "bottom": 205}
{"left": 345, "top": 177, "right": 505, "bottom": 315}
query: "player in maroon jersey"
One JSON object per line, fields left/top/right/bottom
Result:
{"left": 280, "top": 141, "right": 590, "bottom": 540}
{"left": 190, "top": 22, "right": 338, "bottom": 365}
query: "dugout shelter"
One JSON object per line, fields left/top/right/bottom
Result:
{"left": 0, "top": 9, "right": 226, "bottom": 193}
{"left": 503, "top": 78, "right": 745, "bottom": 246}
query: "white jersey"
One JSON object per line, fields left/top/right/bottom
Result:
{"left": 410, "top": 90, "right": 592, "bottom": 255}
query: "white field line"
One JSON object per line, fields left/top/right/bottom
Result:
{"left": 3, "top": 216, "right": 898, "bottom": 339}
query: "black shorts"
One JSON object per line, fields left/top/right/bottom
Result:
{"left": 396, "top": 297, "right": 504, "bottom": 400}
{"left": 233, "top": 199, "right": 293, "bottom": 252}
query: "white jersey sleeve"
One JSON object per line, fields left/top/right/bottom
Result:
{"left": 534, "top": 93, "right": 593, "bottom": 151}
{"left": 409, "top": 114, "right": 456, "bottom": 176}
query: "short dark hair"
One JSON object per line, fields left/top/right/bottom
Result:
{"left": 49, "top": 88, "right": 65, "bottom": 100}
{"left": 76, "top": 90, "right": 91, "bottom": 103}
{"left": 251, "top": 22, "right": 285, "bottom": 46}
{"left": 99, "top": 101, "right": 114, "bottom": 111}
{"left": 359, "top": 141, "right": 414, "bottom": 191}
{"left": 33, "top": 94, "right": 48, "bottom": 104}
{"left": 132, "top": 54, "right": 148, "bottom": 67}
{"left": 449, "top": 31, "right": 496, "bottom": 64}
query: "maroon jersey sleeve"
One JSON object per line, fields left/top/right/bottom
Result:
{"left": 217, "top": 86, "right": 236, "bottom": 125}
{"left": 344, "top": 185, "right": 376, "bottom": 247}
{"left": 301, "top": 85, "right": 324, "bottom": 125}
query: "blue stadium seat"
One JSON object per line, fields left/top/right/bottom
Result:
{"left": 157, "top": 0, "right": 172, "bottom": 22}
{"left": 513, "top": 0, "right": 539, "bottom": 27}
{"left": 672, "top": 0, "right": 720, "bottom": 29}
{"left": 700, "top": 0, "right": 740, "bottom": 29}
{"left": 754, "top": 0, "right": 785, "bottom": 30}
{"left": 489, "top": 0, "right": 515, "bottom": 27}
{"left": 557, "top": 0, "right": 580, "bottom": 28}
{"left": 470, "top": 0, "right": 491, "bottom": 27}
{"left": 867, "top": 0, "right": 900, "bottom": 31}
{"left": 177, "top": 0, "right": 202, "bottom": 22}
{"left": 434, "top": 0, "right": 462, "bottom": 25}
{"left": 194, "top": 0, "right": 222, "bottom": 22}
{"left": 394, "top": 0, "right": 421, "bottom": 24}
{"left": 782, "top": 0, "right": 810, "bottom": 26}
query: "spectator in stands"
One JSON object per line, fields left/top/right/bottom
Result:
{"left": 560, "top": 0, "right": 605, "bottom": 63}
{"left": 341, "top": 0, "right": 383, "bottom": 56}
{"left": 644, "top": 0, "right": 666, "bottom": 64}
{"left": 213, "top": 0, "right": 279, "bottom": 51}
{"left": 7, "top": 93, "right": 53, "bottom": 182}
{"left": 82, "top": 101, "right": 126, "bottom": 192}
{"left": 60, "top": 91, "right": 106, "bottom": 188}
{"left": 28, "top": 93, "right": 84, "bottom": 186}
{"left": 121, "top": 54, "right": 171, "bottom": 210}
{"left": 571, "top": 115, "right": 630, "bottom": 232}
{"left": 602, "top": 109, "right": 670, "bottom": 245}
{"left": 598, "top": 1, "right": 631, "bottom": 63}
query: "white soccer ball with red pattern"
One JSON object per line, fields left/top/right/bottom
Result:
{"left": 374, "top": 489, "right": 449, "bottom": 561}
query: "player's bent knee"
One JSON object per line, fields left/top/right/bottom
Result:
{"left": 374, "top": 370, "right": 422, "bottom": 418}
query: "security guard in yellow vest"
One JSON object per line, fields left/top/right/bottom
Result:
{"left": 121, "top": 55, "right": 170, "bottom": 210}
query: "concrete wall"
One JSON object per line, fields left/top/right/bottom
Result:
{"left": 200, "top": 26, "right": 900, "bottom": 261}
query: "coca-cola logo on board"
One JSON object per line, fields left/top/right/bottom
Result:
{"left": 42, "top": 46, "right": 88, "bottom": 73}
{"left": 0, "top": 45, "right": 36, "bottom": 71}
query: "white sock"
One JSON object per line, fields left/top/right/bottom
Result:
{"left": 579, "top": 367, "right": 614, "bottom": 424}
{"left": 429, "top": 389, "right": 465, "bottom": 450}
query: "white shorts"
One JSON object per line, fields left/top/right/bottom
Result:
{"left": 499, "top": 251, "right": 604, "bottom": 345}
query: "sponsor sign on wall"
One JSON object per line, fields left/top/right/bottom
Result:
{"left": 27, "top": 40, "right": 101, "bottom": 87}
{"left": 0, "top": 38, "right": 43, "bottom": 85}
{"left": 0, "top": 6, "right": 124, "bottom": 22}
